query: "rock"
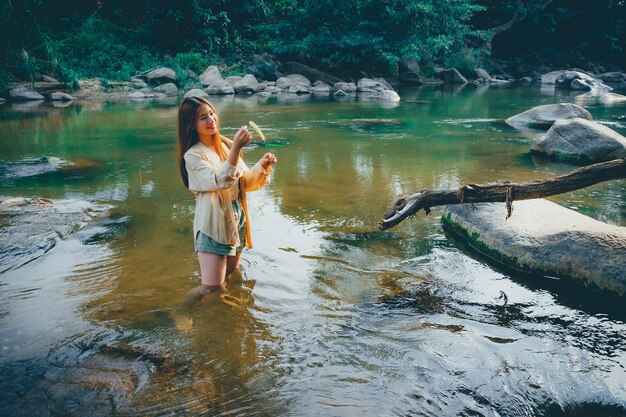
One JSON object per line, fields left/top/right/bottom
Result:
{"left": 505, "top": 103, "right": 592, "bottom": 129}
{"left": 183, "top": 89, "right": 209, "bottom": 99}
{"left": 278, "top": 61, "right": 341, "bottom": 85}
{"left": 129, "top": 91, "right": 146, "bottom": 99}
{"left": 9, "top": 88, "right": 45, "bottom": 101}
{"left": 439, "top": 68, "right": 468, "bottom": 84}
{"left": 333, "top": 82, "right": 357, "bottom": 92}
{"left": 373, "top": 90, "right": 401, "bottom": 102}
{"left": 531, "top": 118, "right": 626, "bottom": 162}
{"left": 518, "top": 76, "right": 533, "bottom": 86}
{"left": 224, "top": 76, "right": 242, "bottom": 86}
{"left": 129, "top": 77, "right": 148, "bottom": 89}
{"left": 153, "top": 83, "right": 178, "bottom": 95}
{"left": 596, "top": 72, "right": 626, "bottom": 83}
{"left": 398, "top": 59, "right": 422, "bottom": 85}
{"left": 257, "top": 91, "right": 272, "bottom": 97}
{"left": 233, "top": 74, "right": 259, "bottom": 94}
{"left": 249, "top": 53, "right": 280, "bottom": 81}
{"left": 474, "top": 68, "right": 492, "bottom": 81}
{"left": 198, "top": 66, "right": 223, "bottom": 86}
{"left": 204, "top": 81, "right": 235, "bottom": 95}
{"left": 357, "top": 78, "right": 385, "bottom": 92}
{"left": 442, "top": 199, "right": 626, "bottom": 296}
{"left": 311, "top": 82, "right": 331, "bottom": 93}
{"left": 373, "top": 77, "right": 394, "bottom": 90}
{"left": 333, "top": 89, "right": 348, "bottom": 97}
{"left": 554, "top": 71, "right": 610, "bottom": 92}
{"left": 49, "top": 92, "right": 74, "bottom": 101}
{"left": 288, "top": 84, "right": 311, "bottom": 94}
{"left": 145, "top": 67, "right": 177, "bottom": 84}
{"left": 286, "top": 74, "right": 311, "bottom": 87}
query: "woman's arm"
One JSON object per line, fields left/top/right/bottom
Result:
{"left": 184, "top": 151, "right": 239, "bottom": 192}
{"left": 243, "top": 153, "right": 276, "bottom": 192}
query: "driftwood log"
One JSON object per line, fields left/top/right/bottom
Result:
{"left": 379, "top": 158, "right": 626, "bottom": 230}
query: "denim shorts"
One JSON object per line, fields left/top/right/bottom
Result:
{"left": 195, "top": 200, "right": 246, "bottom": 256}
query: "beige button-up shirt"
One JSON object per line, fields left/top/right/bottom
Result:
{"left": 184, "top": 141, "right": 271, "bottom": 248}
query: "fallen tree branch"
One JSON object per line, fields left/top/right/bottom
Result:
{"left": 378, "top": 158, "right": 626, "bottom": 230}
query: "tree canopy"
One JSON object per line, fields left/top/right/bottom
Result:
{"left": 1, "top": 0, "right": 624, "bottom": 87}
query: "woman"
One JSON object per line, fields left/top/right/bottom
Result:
{"left": 177, "top": 96, "right": 277, "bottom": 292}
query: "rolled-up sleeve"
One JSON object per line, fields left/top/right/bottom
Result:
{"left": 243, "top": 161, "right": 272, "bottom": 192}
{"left": 184, "top": 152, "right": 241, "bottom": 192}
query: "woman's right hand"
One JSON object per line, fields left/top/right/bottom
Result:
{"left": 232, "top": 126, "right": 252, "bottom": 150}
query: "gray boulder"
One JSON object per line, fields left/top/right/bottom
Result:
{"left": 517, "top": 76, "right": 533, "bottom": 86}
{"left": 288, "top": 84, "right": 311, "bottom": 94}
{"left": 505, "top": 103, "right": 592, "bottom": 129}
{"left": 443, "top": 199, "right": 626, "bottom": 296}
{"left": 153, "top": 83, "right": 178, "bottom": 95}
{"left": 130, "top": 78, "right": 148, "bottom": 89}
{"left": 233, "top": 74, "right": 259, "bottom": 94}
{"left": 595, "top": 72, "right": 626, "bottom": 83}
{"left": 224, "top": 76, "right": 242, "bottom": 86}
{"left": 372, "top": 90, "right": 400, "bottom": 102}
{"left": 439, "top": 68, "right": 468, "bottom": 84}
{"left": 204, "top": 81, "right": 235, "bottom": 95}
{"left": 333, "top": 89, "right": 349, "bottom": 97}
{"left": 474, "top": 68, "right": 492, "bottom": 81}
{"left": 49, "top": 92, "right": 74, "bottom": 101}
{"left": 279, "top": 61, "right": 342, "bottom": 85}
{"left": 199, "top": 66, "right": 223, "bottom": 86}
{"left": 531, "top": 118, "right": 626, "bottom": 162}
{"left": 145, "top": 67, "right": 177, "bottom": 84}
{"left": 398, "top": 59, "right": 422, "bottom": 85}
{"left": 183, "top": 89, "right": 209, "bottom": 99}
{"left": 311, "top": 82, "right": 332, "bottom": 93}
{"left": 333, "top": 82, "right": 357, "bottom": 93}
{"left": 357, "top": 78, "right": 385, "bottom": 92}
{"left": 129, "top": 91, "right": 146, "bottom": 99}
{"left": 9, "top": 88, "right": 45, "bottom": 101}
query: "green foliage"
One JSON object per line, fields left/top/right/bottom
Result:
{"left": 257, "top": 0, "right": 485, "bottom": 76}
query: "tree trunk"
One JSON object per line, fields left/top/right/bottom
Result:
{"left": 378, "top": 158, "right": 626, "bottom": 231}
{"left": 483, "top": 0, "right": 555, "bottom": 52}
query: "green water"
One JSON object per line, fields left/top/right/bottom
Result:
{"left": 0, "top": 86, "right": 625, "bottom": 416}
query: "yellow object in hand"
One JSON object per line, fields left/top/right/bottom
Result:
{"left": 248, "top": 121, "right": 266, "bottom": 141}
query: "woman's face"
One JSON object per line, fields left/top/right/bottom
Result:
{"left": 195, "top": 103, "right": 218, "bottom": 137}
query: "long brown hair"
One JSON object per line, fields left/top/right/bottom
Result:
{"left": 177, "top": 96, "right": 229, "bottom": 188}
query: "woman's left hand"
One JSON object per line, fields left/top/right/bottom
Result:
{"left": 260, "top": 153, "right": 277, "bottom": 169}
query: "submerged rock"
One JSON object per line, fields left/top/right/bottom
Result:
{"left": 531, "top": 118, "right": 626, "bottom": 162}
{"left": 505, "top": 103, "right": 592, "bottom": 129}
{"left": 443, "top": 199, "right": 626, "bottom": 296}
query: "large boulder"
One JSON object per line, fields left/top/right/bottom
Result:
{"left": 555, "top": 71, "right": 611, "bottom": 93}
{"left": 474, "top": 68, "right": 492, "bottom": 82}
{"left": 505, "top": 103, "right": 592, "bottom": 129}
{"left": 278, "top": 61, "right": 342, "bottom": 86}
{"left": 333, "top": 82, "right": 357, "bottom": 93}
{"left": 153, "top": 83, "right": 178, "bottom": 95}
{"left": 204, "top": 81, "right": 235, "bottom": 95}
{"left": 596, "top": 72, "right": 626, "bottom": 83}
{"left": 49, "top": 92, "right": 74, "bottom": 101}
{"left": 198, "top": 66, "right": 223, "bottom": 86}
{"left": 531, "top": 118, "right": 626, "bottom": 162}
{"left": 311, "top": 81, "right": 332, "bottom": 93}
{"left": 183, "top": 89, "right": 209, "bottom": 99}
{"left": 357, "top": 78, "right": 386, "bottom": 92}
{"left": 277, "top": 74, "right": 311, "bottom": 89}
{"left": 9, "top": 88, "right": 45, "bottom": 101}
{"left": 439, "top": 68, "right": 468, "bottom": 84}
{"left": 398, "top": 59, "right": 422, "bottom": 86}
{"left": 145, "top": 67, "right": 177, "bottom": 84}
{"left": 442, "top": 199, "right": 626, "bottom": 296}
{"left": 233, "top": 74, "right": 259, "bottom": 94}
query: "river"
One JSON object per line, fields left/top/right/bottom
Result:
{"left": 0, "top": 85, "right": 625, "bottom": 416}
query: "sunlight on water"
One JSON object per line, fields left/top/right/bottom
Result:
{"left": 0, "top": 86, "right": 624, "bottom": 416}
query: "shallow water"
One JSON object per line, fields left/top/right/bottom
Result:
{"left": 0, "top": 86, "right": 625, "bottom": 416}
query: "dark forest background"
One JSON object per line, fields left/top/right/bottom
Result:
{"left": 1, "top": 0, "right": 624, "bottom": 87}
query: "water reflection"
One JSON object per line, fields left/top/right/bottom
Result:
{"left": 0, "top": 87, "right": 624, "bottom": 416}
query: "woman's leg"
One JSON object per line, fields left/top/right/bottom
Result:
{"left": 226, "top": 251, "right": 242, "bottom": 276}
{"left": 198, "top": 251, "right": 227, "bottom": 290}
